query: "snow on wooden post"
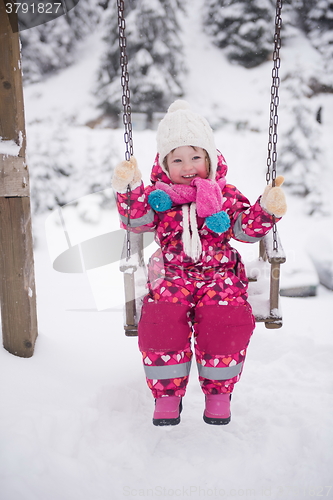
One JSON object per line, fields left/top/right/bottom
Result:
{"left": 0, "top": 1, "right": 38, "bottom": 357}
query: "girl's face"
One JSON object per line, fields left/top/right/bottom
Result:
{"left": 166, "top": 146, "right": 209, "bottom": 185}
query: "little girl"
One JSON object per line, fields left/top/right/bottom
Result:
{"left": 112, "top": 100, "right": 287, "bottom": 426}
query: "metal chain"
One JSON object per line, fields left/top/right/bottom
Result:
{"left": 266, "top": 0, "right": 282, "bottom": 186}
{"left": 117, "top": 0, "right": 133, "bottom": 161}
{"left": 266, "top": 0, "right": 283, "bottom": 252}
{"left": 117, "top": 0, "right": 133, "bottom": 260}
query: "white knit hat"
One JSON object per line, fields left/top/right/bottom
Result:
{"left": 156, "top": 100, "right": 218, "bottom": 179}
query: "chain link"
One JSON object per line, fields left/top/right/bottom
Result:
{"left": 117, "top": 0, "right": 133, "bottom": 260}
{"left": 266, "top": 0, "right": 283, "bottom": 252}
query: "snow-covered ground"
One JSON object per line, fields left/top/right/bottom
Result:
{"left": 1, "top": 1, "right": 333, "bottom": 498}
{"left": 1, "top": 223, "right": 333, "bottom": 500}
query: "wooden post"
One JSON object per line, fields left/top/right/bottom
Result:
{"left": 0, "top": 0, "right": 38, "bottom": 357}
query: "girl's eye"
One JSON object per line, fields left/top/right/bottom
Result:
{"left": 173, "top": 159, "right": 182, "bottom": 163}
{"left": 193, "top": 156, "right": 201, "bottom": 160}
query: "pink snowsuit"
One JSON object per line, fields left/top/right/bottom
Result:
{"left": 116, "top": 152, "right": 278, "bottom": 398}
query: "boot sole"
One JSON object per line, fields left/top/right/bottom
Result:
{"left": 153, "top": 399, "right": 183, "bottom": 426}
{"left": 203, "top": 413, "right": 231, "bottom": 425}
{"left": 153, "top": 416, "right": 181, "bottom": 426}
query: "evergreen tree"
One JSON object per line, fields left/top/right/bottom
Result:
{"left": 28, "top": 121, "right": 118, "bottom": 214}
{"left": 304, "top": 0, "right": 333, "bottom": 78}
{"left": 20, "top": 0, "right": 101, "bottom": 83}
{"left": 278, "top": 72, "right": 329, "bottom": 215}
{"left": 74, "top": 130, "right": 117, "bottom": 221}
{"left": 96, "top": 0, "right": 185, "bottom": 121}
{"left": 204, "top": 0, "right": 274, "bottom": 68}
{"left": 29, "top": 124, "right": 76, "bottom": 213}
{"left": 272, "top": 1, "right": 333, "bottom": 93}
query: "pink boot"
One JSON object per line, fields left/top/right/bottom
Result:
{"left": 153, "top": 396, "right": 183, "bottom": 426}
{"left": 203, "top": 393, "right": 231, "bottom": 425}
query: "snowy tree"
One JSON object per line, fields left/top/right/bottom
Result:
{"left": 72, "top": 136, "right": 117, "bottom": 223}
{"left": 303, "top": 0, "right": 333, "bottom": 82}
{"left": 28, "top": 121, "right": 118, "bottom": 215}
{"left": 279, "top": 1, "right": 333, "bottom": 85}
{"left": 204, "top": 0, "right": 275, "bottom": 68}
{"left": 278, "top": 72, "right": 329, "bottom": 215}
{"left": 96, "top": 0, "right": 185, "bottom": 122}
{"left": 20, "top": 0, "right": 101, "bottom": 83}
{"left": 29, "top": 124, "right": 76, "bottom": 213}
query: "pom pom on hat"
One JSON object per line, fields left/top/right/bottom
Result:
{"left": 156, "top": 100, "right": 218, "bottom": 179}
{"left": 167, "top": 100, "right": 191, "bottom": 113}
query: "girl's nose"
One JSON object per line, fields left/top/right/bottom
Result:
{"left": 182, "top": 161, "right": 193, "bottom": 170}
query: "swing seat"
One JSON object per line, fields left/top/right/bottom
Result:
{"left": 119, "top": 229, "right": 286, "bottom": 336}
{"left": 246, "top": 230, "right": 286, "bottom": 329}
{"left": 119, "top": 231, "right": 147, "bottom": 336}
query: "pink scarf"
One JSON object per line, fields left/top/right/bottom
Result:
{"left": 155, "top": 177, "right": 227, "bottom": 261}
{"left": 155, "top": 177, "right": 227, "bottom": 217}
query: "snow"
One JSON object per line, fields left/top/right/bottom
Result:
{"left": 1, "top": 1, "right": 333, "bottom": 498}
{"left": 1, "top": 235, "right": 333, "bottom": 498}
{"left": 0, "top": 134, "right": 22, "bottom": 156}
